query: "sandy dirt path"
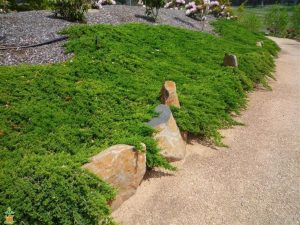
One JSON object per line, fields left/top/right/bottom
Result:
{"left": 113, "top": 37, "right": 300, "bottom": 225}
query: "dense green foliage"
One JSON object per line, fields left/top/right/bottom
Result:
{"left": 0, "top": 21, "right": 279, "bottom": 224}
{"left": 236, "top": 1, "right": 262, "bottom": 32}
{"left": 238, "top": 12, "right": 262, "bottom": 32}
{"left": 265, "top": 5, "right": 289, "bottom": 37}
{"left": 290, "top": 4, "right": 300, "bottom": 37}
{"left": 234, "top": 4, "right": 300, "bottom": 39}
{"left": 49, "top": 0, "right": 90, "bottom": 21}
{"left": 0, "top": 0, "right": 50, "bottom": 11}
{"left": 0, "top": 0, "right": 8, "bottom": 11}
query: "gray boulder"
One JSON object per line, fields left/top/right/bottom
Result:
{"left": 148, "top": 105, "right": 186, "bottom": 161}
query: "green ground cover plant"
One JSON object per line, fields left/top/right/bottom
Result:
{"left": 238, "top": 12, "right": 262, "bottom": 32}
{"left": 0, "top": 20, "right": 279, "bottom": 224}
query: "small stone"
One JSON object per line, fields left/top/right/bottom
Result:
{"left": 256, "top": 41, "right": 263, "bottom": 47}
{"left": 64, "top": 96, "right": 72, "bottom": 101}
{"left": 160, "top": 81, "right": 180, "bottom": 108}
{"left": 148, "top": 104, "right": 186, "bottom": 161}
{"left": 224, "top": 53, "right": 238, "bottom": 67}
{"left": 82, "top": 144, "right": 146, "bottom": 210}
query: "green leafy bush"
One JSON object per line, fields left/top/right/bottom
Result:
{"left": 236, "top": 0, "right": 247, "bottom": 16}
{"left": 0, "top": 0, "right": 50, "bottom": 11}
{"left": 236, "top": 1, "right": 262, "bottom": 33}
{"left": 290, "top": 4, "right": 300, "bottom": 38}
{"left": 0, "top": 21, "right": 279, "bottom": 224}
{"left": 0, "top": 0, "right": 9, "bottom": 12}
{"left": 25, "top": 0, "right": 50, "bottom": 9}
{"left": 238, "top": 12, "right": 262, "bottom": 33}
{"left": 185, "top": 0, "right": 233, "bottom": 20}
{"left": 265, "top": 5, "right": 289, "bottom": 37}
{"left": 143, "top": 0, "right": 164, "bottom": 21}
{"left": 49, "top": 0, "right": 90, "bottom": 21}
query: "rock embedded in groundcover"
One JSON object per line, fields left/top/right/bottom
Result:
{"left": 148, "top": 104, "right": 186, "bottom": 161}
{"left": 160, "top": 81, "right": 181, "bottom": 108}
{"left": 224, "top": 53, "right": 238, "bottom": 67}
{"left": 82, "top": 144, "right": 146, "bottom": 210}
{"left": 256, "top": 41, "right": 263, "bottom": 47}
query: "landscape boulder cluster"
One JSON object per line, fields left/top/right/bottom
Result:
{"left": 83, "top": 53, "right": 243, "bottom": 209}
{"left": 83, "top": 80, "right": 186, "bottom": 209}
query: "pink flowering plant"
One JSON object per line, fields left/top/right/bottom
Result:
{"left": 185, "top": 0, "right": 232, "bottom": 21}
{"left": 92, "top": 0, "right": 116, "bottom": 9}
{"left": 164, "top": 0, "right": 185, "bottom": 10}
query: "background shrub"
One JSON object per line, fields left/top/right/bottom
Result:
{"left": 22, "top": 0, "right": 50, "bottom": 9}
{"left": 0, "top": 0, "right": 50, "bottom": 11}
{"left": 49, "top": 0, "right": 90, "bottom": 22}
{"left": 265, "top": 5, "right": 289, "bottom": 37}
{"left": 0, "top": 0, "right": 9, "bottom": 12}
{"left": 143, "top": 0, "right": 164, "bottom": 21}
{"left": 290, "top": 4, "right": 300, "bottom": 38}
{"left": 236, "top": 1, "right": 262, "bottom": 32}
{"left": 238, "top": 12, "right": 262, "bottom": 32}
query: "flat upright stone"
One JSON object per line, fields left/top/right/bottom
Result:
{"left": 224, "top": 53, "right": 238, "bottom": 67}
{"left": 256, "top": 41, "right": 263, "bottom": 47}
{"left": 160, "top": 81, "right": 180, "bottom": 108}
{"left": 82, "top": 144, "right": 146, "bottom": 210}
{"left": 148, "top": 104, "right": 186, "bottom": 161}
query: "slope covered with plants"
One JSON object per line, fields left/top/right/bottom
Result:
{"left": 0, "top": 20, "right": 279, "bottom": 224}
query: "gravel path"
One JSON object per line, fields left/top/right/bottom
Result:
{"left": 0, "top": 6, "right": 213, "bottom": 65}
{"left": 112, "top": 37, "right": 300, "bottom": 225}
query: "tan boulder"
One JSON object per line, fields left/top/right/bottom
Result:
{"left": 160, "top": 81, "right": 180, "bottom": 108}
{"left": 82, "top": 144, "right": 146, "bottom": 210}
{"left": 180, "top": 131, "right": 189, "bottom": 142}
{"left": 148, "top": 104, "right": 186, "bottom": 161}
{"left": 224, "top": 53, "right": 238, "bottom": 67}
{"left": 256, "top": 41, "right": 263, "bottom": 47}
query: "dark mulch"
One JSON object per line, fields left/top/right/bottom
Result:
{"left": 0, "top": 6, "right": 214, "bottom": 65}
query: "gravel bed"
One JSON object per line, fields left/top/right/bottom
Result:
{"left": 0, "top": 6, "right": 214, "bottom": 65}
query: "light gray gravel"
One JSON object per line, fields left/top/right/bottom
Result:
{"left": 113, "top": 37, "right": 300, "bottom": 225}
{"left": 0, "top": 6, "right": 213, "bottom": 65}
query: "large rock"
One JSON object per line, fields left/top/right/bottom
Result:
{"left": 160, "top": 81, "right": 180, "bottom": 108}
{"left": 224, "top": 53, "right": 238, "bottom": 67}
{"left": 82, "top": 144, "right": 146, "bottom": 210}
{"left": 148, "top": 104, "right": 186, "bottom": 161}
